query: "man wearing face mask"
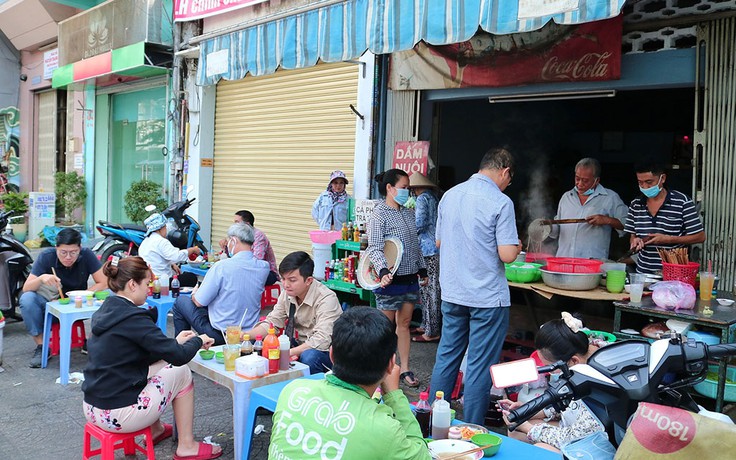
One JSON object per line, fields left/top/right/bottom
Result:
{"left": 548, "top": 158, "right": 628, "bottom": 259}
{"left": 172, "top": 223, "right": 270, "bottom": 344}
{"left": 624, "top": 161, "right": 705, "bottom": 274}
{"left": 139, "top": 213, "right": 200, "bottom": 287}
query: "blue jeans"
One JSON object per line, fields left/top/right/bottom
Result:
{"left": 20, "top": 291, "right": 47, "bottom": 337}
{"left": 430, "top": 301, "right": 509, "bottom": 425}
{"left": 299, "top": 348, "right": 332, "bottom": 375}
{"left": 172, "top": 296, "right": 225, "bottom": 346}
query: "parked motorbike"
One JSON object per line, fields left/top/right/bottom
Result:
{"left": 506, "top": 335, "right": 736, "bottom": 449}
{"left": 94, "top": 198, "right": 208, "bottom": 262}
{"left": 0, "top": 210, "right": 33, "bottom": 320}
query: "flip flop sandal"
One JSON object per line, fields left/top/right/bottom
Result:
{"left": 152, "top": 423, "right": 173, "bottom": 446}
{"left": 410, "top": 327, "right": 425, "bottom": 336}
{"left": 400, "top": 371, "right": 420, "bottom": 388}
{"left": 412, "top": 335, "right": 440, "bottom": 343}
{"left": 173, "top": 442, "right": 223, "bottom": 460}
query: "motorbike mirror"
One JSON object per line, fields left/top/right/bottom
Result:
{"left": 490, "top": 358, "right": 539, "bottom": 389}
{"left": 145, "top": 204, "right": 157, "bottom": 212}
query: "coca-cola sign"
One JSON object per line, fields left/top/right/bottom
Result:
{"left": 389, "top": 16, "right": 622, "bottom": 90}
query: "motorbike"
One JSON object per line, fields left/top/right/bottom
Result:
{"left": 94, "top": 197, "right": 208, "bottom": 262}
{"left": 506, "top": 335, "right": 736, "bottom": 450}
{"left": 0, "top": 210, "right": 33, "bottom": 320}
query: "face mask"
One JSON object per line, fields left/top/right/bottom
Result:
{"left": 640, "top": 175, "right": 663, "bottom": 198}
{"left": 394, "top": 188, "right": 410, "bottom": 206}
{"left": 226, "top": 238, "right": 236, "bottom": 257}
{"left": 575, "top": 180, "right": 597, "bottom": 196}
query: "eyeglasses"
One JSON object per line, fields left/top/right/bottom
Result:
{"left": 58, "top": 250, "right": 80, "bottom": 258}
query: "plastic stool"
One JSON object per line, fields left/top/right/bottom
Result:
{"left": 260, "top": 284, "right": 281, "bottom": 309}
{"left": 243, "top": 373, "right": 325, "bottom": 460}
{"left": 49, "top": 320, "right": 86, "bottom": 357}
{"left": 82, "top": 423, "right": 155, "bottom": 459}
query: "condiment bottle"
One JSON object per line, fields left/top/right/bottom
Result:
{"left": 241, "top": 334, "right": 253, "bottom": 355}
{"left": 74, "top": 295, "right": 83, "bottom": 309}
{"left": 341, "top": 222, "right": 349, "bottom": 240}
{"left": 278, "top": 331, "right": 291, "bottom": 371}
{"left": 324, "top": 261, "right": 331, "bottom": 281}
{"left": 414, "top": 391, "right": 431, "bottom": 437}
{"left": 353, "top": 224, "right": 360, "bottom": 242}
{"left": 448, "top": 426, "right": 462, "bottom": 440}
{"left": 253, "top": 335, "right": 263, "bottom": 356}
{"left": 268, "top": 347, "right": 280, "bottom": 374}
{"left": 431, "top": 392, "right": 451, "bottom": 440}
{"left": 171, "top": 275, "right": 180, "bottom": 298}
{"left": 152, "top": 276, "right": 161, "bottom": 299}
{"left": 262, "top": 326, "right": 279, "bottom": 359}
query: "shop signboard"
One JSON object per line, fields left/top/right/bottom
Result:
{"left": 392, "top": 141, "right": 429, "bottom": 176}
{"left": 351, "top": 199, "right": 379, "bottom": 226}
{"left": 389, "top": 15, "right": 622, "bottom": 90}
{"left": 174, "top": 0, "right": 268, "bottom": 21}
{"left": 28, "top": 192, "right": 55, "bottom": 239}
{"left": 43, "top": 49, "right": 58, "bottom": 80}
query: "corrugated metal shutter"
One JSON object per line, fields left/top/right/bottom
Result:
{"left": 212, "top": 62, "right": 359, "bottom": 262}
{"left": 37, "top": 91, "right": 57, "bottom": 192}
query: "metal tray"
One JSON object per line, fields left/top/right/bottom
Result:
{"left": 540, "top": 267, "right": 602, "bottom": 291}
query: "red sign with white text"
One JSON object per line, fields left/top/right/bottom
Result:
{"left": 389, "top": 15, "right": 622, "bottom": 90}
{"left": 174, "top": 0, "right": 268, "bottom": 22}
{"left": 393, "top": 142, "right": 429, "bottom": 176}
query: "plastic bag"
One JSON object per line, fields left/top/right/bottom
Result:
{"left": 651, "top": 281, "right": 696, "bottom": 310}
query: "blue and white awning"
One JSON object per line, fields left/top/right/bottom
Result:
{"left": 197, "top": 0, "right": 626, "bottom": 85}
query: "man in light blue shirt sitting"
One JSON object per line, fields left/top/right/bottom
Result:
{"left": 173, "top": 223, "right": 269, "bottom": 344}
{"left": 548, "top": 158, "right": 628, "bottom": 260}
{"left": 429, "top": 147, "right": 521, "bottom": 425}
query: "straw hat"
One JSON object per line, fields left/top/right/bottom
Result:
{"left": 356, "top": 237, "right": 404, "bottom": 290}
{"left": 408, "top": 173, "right": 437, "bottom": 189}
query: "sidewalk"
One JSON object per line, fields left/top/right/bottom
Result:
{"left": 0, "top": 312, "right": 438, "bottom": 459}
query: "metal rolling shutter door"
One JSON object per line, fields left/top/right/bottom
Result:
{"left": 212, "top": 62, "right": 359, "bottom": 262}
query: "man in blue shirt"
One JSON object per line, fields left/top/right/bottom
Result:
{"left": 21, "top": 228, "right": 107, "bottom": 367}
{"left": 430, "top": 147, "right": 521, "bottom": 425}
{"left": 172, "top": 223, "right": 269, "bottom": 344}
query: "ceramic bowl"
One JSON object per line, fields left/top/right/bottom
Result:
{"left": 199, "top": 350, "right": 215, "bottom": 360}
{"left": 717, "top": 298, "right": 735, "bottom": 306}
{"left": 470, "top": 433, "right": 503, "bottom": 457}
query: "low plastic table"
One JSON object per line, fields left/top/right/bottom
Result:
{"left": 181, "top": 264, "right": 208, "bottom": 277}
{"left": 41, "top": 300, "right": 99, "bottom": 385}
{"left": 187, "top": 346, "right": 309, "bottom": 460}
{"left": 143, "top": 292, "right": 190, "bottom": 333}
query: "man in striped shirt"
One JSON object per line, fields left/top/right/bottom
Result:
{"left": 624, "top": 162, "right": 705, "bottom": 274}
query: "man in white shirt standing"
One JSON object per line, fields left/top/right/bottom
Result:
{"left": 139, "top": 213, "right": 201, "bottom": 287}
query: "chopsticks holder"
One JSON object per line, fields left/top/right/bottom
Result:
{"left": 51, "top": 267, "right": 65, "bottom": 300}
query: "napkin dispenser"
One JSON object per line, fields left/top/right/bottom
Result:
{"left": 236, "top": 354, "right": 269, "bottom": 379}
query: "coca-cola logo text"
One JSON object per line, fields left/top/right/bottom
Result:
{"left": 541, "top": 52, "right": 612, "bottom": 81}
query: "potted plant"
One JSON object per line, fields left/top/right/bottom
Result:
{"left": 54, "top": 171, "right": 87, "bottom": 225}
{"left": 1, "top": 191, "right": 29, "bottom": 241}
{"left": 124, "top": 180, "right": 167, "bottom": 223}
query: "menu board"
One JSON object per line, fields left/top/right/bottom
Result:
{"left": 29, "top": 192, "right": 56, "bottom": 238}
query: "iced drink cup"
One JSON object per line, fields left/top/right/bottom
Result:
{"left": 223, "top": 344, "right": 239, "bottom": 371}
{"left": 700, "top": 272, "right": 715, "bottom": 301}
{"left": 629, "top": 274, "right": 646, "bottom": 303}
{"left": 226, "top": 325, "right": 242, "bottom": 345}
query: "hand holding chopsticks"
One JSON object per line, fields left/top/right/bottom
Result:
{"left": 50, "top": 267, "right": 65, "bottom": 299}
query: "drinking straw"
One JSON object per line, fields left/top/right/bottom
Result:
{"left": 238, "top": 307, "right": 248, "bottom": 328}
{"left": 708, "top": 260, "right": 712, "bottom": 274}
{"left": 220, "top": 329, "right": 227, "bottom": 344}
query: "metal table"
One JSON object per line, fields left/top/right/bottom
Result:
{"left": 187, "top": 346, "right": 309, "bottom": 460}
{"left": 613, "top": 292, "right": 736, "bottom": 411}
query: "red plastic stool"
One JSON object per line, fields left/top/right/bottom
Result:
{"left": 49, "top": 320, "right": 86, "bottom": 357}
{"left": 82, "top": 423, "right": 155, "bottom": 459}
{"left": 260, "top": 284, "right": 281, "bottom": 309}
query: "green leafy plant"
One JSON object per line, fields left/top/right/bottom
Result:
{"left": 55, "top": 172, "right": 88, "bottom": 224}
{"left": 124, "top": 180, "right": 167, "bottom": 223}
{"left": 1, "top": 191, "right": 29, "bottom": 218}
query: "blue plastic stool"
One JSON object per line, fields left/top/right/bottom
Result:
{"left": 242, "top": 373, "right": 325, "bottom": 460}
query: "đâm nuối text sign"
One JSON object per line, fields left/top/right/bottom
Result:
{"left": 392, "top": 141, "right": 429, "bottom": 176}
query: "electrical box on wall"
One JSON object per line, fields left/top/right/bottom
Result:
{"left": 67, "top": 137, "right": 80, "bottom": 152}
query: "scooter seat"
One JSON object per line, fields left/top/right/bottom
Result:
{"left": 97, "top": 221, "right": 147, "bottom": 233}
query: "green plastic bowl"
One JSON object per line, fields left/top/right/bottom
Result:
{"left": 94, "top": 291, "right": 111, "bottom": 301}
{"left": 58, "top": 297, "right": 71, "bottom": 305}
{"left": 215, "top": 351, "right": 225, "bottom": 364}
{"left": 471, "top": 433, "right": 503, "bottom": 457}
{"left": 505, "top": 262, "right": 542, "bottom": 283}
{"left": 199, "top": 350, "right": 215, "bottom": 360}
{"left": 584, "top": 330, "right": 617, "bottom": 343}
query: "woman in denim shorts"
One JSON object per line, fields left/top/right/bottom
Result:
{"left": 366, "top": 169, "right": 427, "bottom": 387}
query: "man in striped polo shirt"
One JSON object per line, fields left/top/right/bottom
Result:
{"left": 624, "top": 162, "right": 705, "bottom": 274}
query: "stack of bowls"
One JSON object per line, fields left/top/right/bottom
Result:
{"left": 606, "top": 270, "right": 627, "bottom": 293}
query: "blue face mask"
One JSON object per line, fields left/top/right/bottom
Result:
{"left": 394, "top": 188, "right": 410, "bottom": 206}
{"left": 575, "top": 185, "right": 595, "bottom": 196}
{"left": 640, "top": 175, "right": 663, "bottom": 198}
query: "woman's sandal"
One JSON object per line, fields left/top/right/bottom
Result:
{"left": 412, "top": 335, "right": 440, "bottom": 343}
{"left": 400, "top": 371, "right": 420, "bottom": 388}
{"left": 151, "top": 423, "right": 173, "bottom": 445}
{"left": 173, "top": 442, "right": 222, "bottom": 460}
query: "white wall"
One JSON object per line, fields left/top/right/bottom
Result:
{"left": 352, "top": 52, "right": 376, "bottom": 200}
